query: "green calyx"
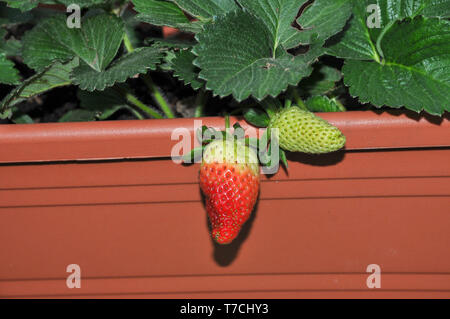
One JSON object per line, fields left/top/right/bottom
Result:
{"left": 202, "top": 139, "right": 260, "bottom": 176}
{"left": 268, "top": 106, "right": 346, "bottom": 154}
{"left": 183, "top": 118, "right": 269, "bottom": 173}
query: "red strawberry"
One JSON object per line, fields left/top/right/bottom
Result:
{"left": 199, "top": 139, "right": 260, "bottom": 244}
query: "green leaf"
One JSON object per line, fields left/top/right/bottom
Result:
{"left": 193, "top": 7, "right": 325, "bottom": 101}
{"left": 160, "top": 50, "right": 177, "bottom": 71}
{"left": 243, "top": 108, "right": 270, "bottom": 127}
{"left": 11, "top": 107, "right": 34, "bottom": 124}
{"left": 422, "top": 0, "right": 450, "bottom": 17}
{"left": 295, "top": 0, "right": 353, "bottom": 46}
{"left": 325, "top": 2, "right": 379, "bottom": 60}
{"left": 12, "top": 114, "right": 34, "bottom": 124}
{"left": 371, "top": 0, "right": 450, "bottom": 20}
{"left": 0, "top": 53, "right": 20, "bottom": 84}
{"left": 343, "top": 17, "right": 450, "bottom": 115}
{"left": 167, "top": 49, "right": 203, "bottom": 89}
{"left": 2, "top": 0, "right": 111, "bottom": 11}
{"left": 23, "top": 13, "right": 124, "bottom": 72}
{"left": 71, "top": 46, "right": 164, "bottom": 91}
{"left": 0, "top": 28, "right": 21, "bottom": 57}
{"left": 0, "top": 59, "right": 78, "bottom": 114}
{"left": 237, "top": 0, "right": 307, "bottom": 49}
{"left": 133, "top": 0, "right": 205, "bottom": 33}
{"left": 193, "top": 0, "right": 351, "bottom": 100}
{"left": 299, "top": 63, "right": 342, "bottom": 96}
{"left": 173, "top": 0, "right": 238, "bottom": 19}
{"left": 0, "top": 3, "right": 33, "bottom": 25}
{"left": 133, "top": 0, "right": 190, "bottom": 27}
{"left": 305, "top": 96, "right": 346, "bottom": 112}
{"left": 59, "top": 109, "right": 97, "bottom": 122}
{"left": 0, "top": 107, "right": 11, "bottom": 119}
{"left": 123, "top": 8, "right": 142, "bottom": 50}
{"left": 147, "top": 38, "right": 195, "bottom": 49}
{"left": 325, "top": 1, "right": 450, "bottom": 116}
{"left": 57, "top": 0, "right": 113, "bottom": 7}
{"left": 1, "top": 0, "right": 40, "bottom": 12}
{"left": 1, "top": 37, "right": 21, "bottom": 56}
{"left": 77, "top": 87, "right": 129, "bottom": 120}
{"left": 0, "top": 27, "right": 20, "bottom": 84}
{"left": 326, "top": 0, "right": 450, "bottom": 60}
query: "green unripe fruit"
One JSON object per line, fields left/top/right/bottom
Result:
{"left": 202, "top": 139, "right": 260, "bottom": 176}
{"left": 269, "top": 106, "right": 346, "bottom": 154}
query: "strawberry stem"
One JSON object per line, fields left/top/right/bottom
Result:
{"left": 119, "top": 8, "right": 175, "bottom": 119}
{"left": 113, "top": 86, "right": 163, "bottom": 119}
{"left": 289, "top": 87, "right": 307, "bottom": 110}
{"left": 259, "top": 98, "right": 280, "bottom": 119}
{"left": 284, "top": 98, "right": 292, "bottom": 109}
{"left": 224, "top": 115, "right": 230, "bottom": 141}
{"left": 194, "top": 88, "right": 207, "bottom": 117}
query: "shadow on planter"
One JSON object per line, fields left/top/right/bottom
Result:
{"left": 374, "top": 109, "right": 450, "bottom": 125}
{"left": 263, "top": 151, "right": 346, "bottom": 181}
{"left": 199, "top": 189, "right": 261, "bottom": 267}
{"left": 286, "top": 151, "right": 346, "bottom": 167}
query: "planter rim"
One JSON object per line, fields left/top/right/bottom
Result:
{"left": 0, "top": 110, "right": 448, "bottom": 164}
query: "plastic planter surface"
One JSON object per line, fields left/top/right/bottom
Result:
{"left": 0, "top": 111, "right": 449, "bottom": 298}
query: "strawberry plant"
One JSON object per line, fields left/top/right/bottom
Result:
{"left": 0, "top": 0, "right": 448, "bottom": 123}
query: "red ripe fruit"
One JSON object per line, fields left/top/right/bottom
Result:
{"left": 199, "top": 139, "right": 260, "bottom": 244}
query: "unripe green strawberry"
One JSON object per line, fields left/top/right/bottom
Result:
{"left": 269, "top": 106, "right": 346, "bottom": 153}
{"left": 199, "top": 139, "right": 260, "bottom": 244}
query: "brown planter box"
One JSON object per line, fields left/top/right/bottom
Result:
{"left": 0, "top": 111, "right": 449, "bottom": 298}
